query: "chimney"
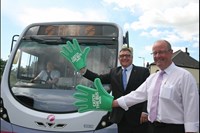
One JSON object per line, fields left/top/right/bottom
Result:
{"left": 146, "top": 62, "right": 150, "bottom": 68}
{"left": 185, "top": 47, "right": 190, "bottom": 56}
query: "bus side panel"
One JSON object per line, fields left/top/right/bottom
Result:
{"left": 94, "top": 124, "right": 118, "bottom": 133}
{"left": 0, "top": 119, "right": 13, "bottom": 133}
{"left": 11, "top": 124, "right": 94, "bottom": 133}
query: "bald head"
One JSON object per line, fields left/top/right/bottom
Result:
{"left": 153, "top": 40, "right": 172, "bottom": 51}
{"left": 152, "top": 40, "right": 173, "bottom": 70}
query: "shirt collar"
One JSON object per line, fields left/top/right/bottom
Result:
{"left": 122, "top": 64, "right": 133, "bottom": 71}
{"left": 160, "top": 62, "right": 175, "bottom": 75}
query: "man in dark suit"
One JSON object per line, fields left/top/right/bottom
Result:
{"left": 60, "top": 39, "right": 150, "bottom": 133}
{"left": 79, "top": 46, "right": 150, "bottom": 133}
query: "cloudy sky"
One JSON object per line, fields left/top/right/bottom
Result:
{"left": 1, "top": 0, "right": 199, "bottom": 66}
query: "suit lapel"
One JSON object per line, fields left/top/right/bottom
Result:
{"left": 126, "top": 65, "right": 136, "bottom": 91}
{"left": 116, "top": 68, "right": 124, "bottom": 92}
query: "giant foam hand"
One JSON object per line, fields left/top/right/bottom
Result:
{"left": 60, "top": 38, "right": 90, "bottom": 71}
{"left": 73, "top": 78, "right": 114, "bottom": 113}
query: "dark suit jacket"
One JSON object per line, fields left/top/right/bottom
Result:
{"left": 83, "top": 64, "right": 150, "bottom": 126}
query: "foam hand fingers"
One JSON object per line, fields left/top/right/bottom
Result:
{"left": 94, "top": 78, "right": 110, "bottom": 97}
{"left": 60, "top": 45, "right": 70, "bottom": 58}
{"left": 60, "top": 38, "right": 90, "bottom": 71}
{"left": 82, "top": 47, "right": 90, "bottom": 61}
{"left": 72, "top": 38, "right": 82, "bottom": 52}
{"left": 76, "top": 85, "right": 95, "bottom": 95}
{"left": 93, "top": 78, "right": 114, "bottom": 111}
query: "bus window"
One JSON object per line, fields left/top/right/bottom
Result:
{"left": 9, "top": 36, "right": 117, "bottom": 113}
{"left": 10, "top": 50, "right": 38, "bottom": 86}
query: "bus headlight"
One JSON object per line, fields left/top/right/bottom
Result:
{"left": 101, "top": 121, "right": 106, "bottom": 127}
{"left": 2, "top": 113, "right": 8, "bottom": 119}
{"left": 0, "top": 107, "right": 3, "bottom": 113}
{"left": 0, "top": 97, "right": 10, "bottom": 122}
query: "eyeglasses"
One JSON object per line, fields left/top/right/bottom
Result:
{"left": 151, "top": 50, "right": 170, "bottom": 56}
{"left": 119, "top": 54, "right": 131, "bottom": 59}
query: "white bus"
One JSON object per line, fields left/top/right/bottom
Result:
{"left": 1, "top": 22, "right": 129, "bottom": 133}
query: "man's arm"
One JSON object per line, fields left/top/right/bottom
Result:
{"left": 112, "top": 100, "right": 119, "bottom": 107}
{"left": 80, "top": 67, "right": 87, "bottom": 75}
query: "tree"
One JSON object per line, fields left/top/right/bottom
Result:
{"left": 0, "top": 58, "right": 7, "bottom": 81}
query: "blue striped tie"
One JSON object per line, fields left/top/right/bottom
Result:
{"left": 122, "top": 68, "right": 127, "bottom": 90}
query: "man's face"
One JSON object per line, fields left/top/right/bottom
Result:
{"left": 152, "top": 42, "right": 173, "bottom": 70}
{"left": 118, "top": 50, "right": 133, "bottom": 68}
{"left": 47, "top": 62, "right": 54, "bottom": 71}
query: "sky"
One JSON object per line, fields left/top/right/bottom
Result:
{"left": 1, "top": 0, "right": 199, "bottom": 67}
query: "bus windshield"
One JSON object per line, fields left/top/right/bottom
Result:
{"left": 9, "top": 23, "right": 118, "bottom": 113}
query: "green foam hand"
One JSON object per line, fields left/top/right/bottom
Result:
{"left": 60, "top": 38, "right": 90, "bottom": 71}
{"left": 73, "top": 78, "right": 114, "bottom": 113}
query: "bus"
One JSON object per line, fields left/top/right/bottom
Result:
{"left": 1, "top": 22, "right": 129, "bottom": 133}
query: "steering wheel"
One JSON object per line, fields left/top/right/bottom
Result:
{"left": 29, "top": 79, "right": 53, "bottom": 89}
{"left": 31, "top": 79, "right": 47, "bottom": 84}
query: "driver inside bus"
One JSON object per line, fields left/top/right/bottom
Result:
{"left": 30, "top": 61, "right": 60, "bottom": 87}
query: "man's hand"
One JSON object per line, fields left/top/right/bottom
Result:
{"left": 30, "top": 79, "right": 35, "bottom": 83}
{"left": 140, "top": 112, "right": 148, "bottom": 124}
{"left": 60, "top": 38, "right": 90, "bottom": 71}
{"left": 73, "top": 78, "right": 114, "bottom": 113}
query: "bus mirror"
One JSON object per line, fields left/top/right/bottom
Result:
{"left": 10, "top": 35, "right": 19, "bottom": 53}
{"left": 13, "top": 51, "right": 20, "bottom": 64}
{"left": 123, "top": 31, "right": 129, "bottom": 47}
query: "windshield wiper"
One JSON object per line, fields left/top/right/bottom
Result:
{"left": 25, "top": 36, "right": 116, "bottom": 45}
{"left": 28, "top": 36, "right": 66, "bottom": 45}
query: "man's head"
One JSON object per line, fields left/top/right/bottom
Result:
{"left": 152, "top": 40, "right": 173, "bottom": 70}
{"left": 46, "top": 61, "right": 55, "bottom": 71}
{"left": 118, "top": 47, "right": 133, "bottom": 68}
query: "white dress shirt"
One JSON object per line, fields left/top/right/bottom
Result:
{"left": 36, "top": 70, "right": 60, "bottom": 82}
{"left": 117, "top": 63, "right": 199, "bottom": 132}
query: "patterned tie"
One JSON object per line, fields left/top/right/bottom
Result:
{"left": 122, "top": 68, "right": 127, "bottom": 90}
{"left": 149, "top": 71, "right": 165, "bottom": 122}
